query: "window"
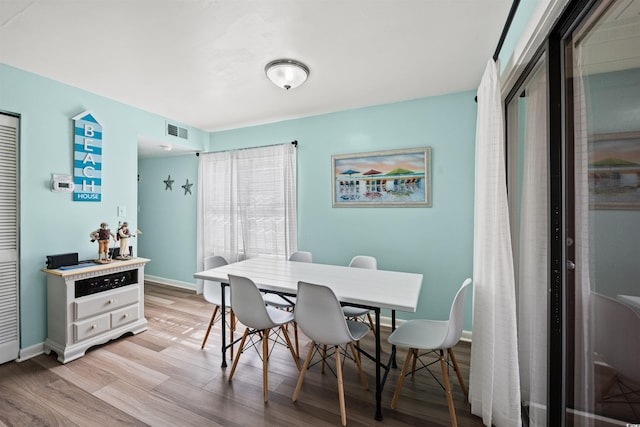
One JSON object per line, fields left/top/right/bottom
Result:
{"left": 197, "top": 143, "right": 297, "bottom": 264}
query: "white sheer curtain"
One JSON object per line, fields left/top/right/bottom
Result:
{"left": 572, "top": 46, "right": 594, "bottom": 417}
{"left": 196, "top": 143, "right": 297, "bottom": 283}
{"left": 517, "top": 65, "right": 548, "bottom": 426}
{"left": 469, "top": 59, "right": 522, "bottom": 426}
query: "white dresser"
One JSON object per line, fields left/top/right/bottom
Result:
{"left": 43, "top": 258, "right": 149, "bottom": 363}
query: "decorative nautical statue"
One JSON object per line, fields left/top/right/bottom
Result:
{"left": 90, "top": 222, "right": 115, "bottom": 263}
{"left": 116, "top": 221, "right": 136, "bottom": 259}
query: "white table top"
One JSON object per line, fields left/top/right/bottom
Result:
{"left": 194, "top": 257, "right": 423, "bottom": 313}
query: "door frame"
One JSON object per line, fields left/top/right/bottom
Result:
{"left": 0, "top": 111, "right": 21, "bottom": 364}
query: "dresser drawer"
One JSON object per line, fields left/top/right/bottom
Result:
{"left": 74, "top": 286, "right": 138, "bottom": 320}
{"left": 111, "top": 304, "right": 139, "bottom": 328}
{"left": 74, "top": 314, "right": 110, "bottom": 342}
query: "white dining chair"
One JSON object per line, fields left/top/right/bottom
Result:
{"left": 387, "top": 278, "right": 471, "bottom": 427}
{"left": 200, "top": 256, "right": 236, "bottom": 358}
{"left": 227, "top": 274, "right": 301, "bottom": 402}
{"left": 592, "top": 292, "right": 640, "bottom": 413}
{"left": 262, "top": 251, "right": 313, "bottom": 356}
{"left": 292, "top": 281, "right": 369, "bottom": 427}
{"left": 342, "top": 255, "right": 377, "bottom": 335}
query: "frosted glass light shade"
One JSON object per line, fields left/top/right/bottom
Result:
{"left": 265, "top": 59, "right": 309, "bottom": 90}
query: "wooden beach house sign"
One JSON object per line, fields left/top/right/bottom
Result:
{"left": 72, "top": 111, "right": 102, "bottom": 202}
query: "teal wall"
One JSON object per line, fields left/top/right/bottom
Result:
{"left": 0, "top": 63, "right": 207, "bottom": 349}
{"left": 497, "top": 0, "right": 541, "bottom": 71}
{"left": 0, "top": 0, "right": 553, "bottom": 355}
{"left": 140, "top": 92, "right": 477, "bottom": 327}
{"left": 2, "top": 61, "right": 477, "bottom": 351}
{"left": 138, "top": 154, "right": 199, "bottom": 283}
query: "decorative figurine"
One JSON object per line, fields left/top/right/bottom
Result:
{"left": 116, "top": 221, "right": 136, "bottom": 259}
{"left": 90, "top": 222, "right": 116, "bottom": 263}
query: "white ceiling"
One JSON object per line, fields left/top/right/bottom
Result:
{"left": 0, "top": 0, "right": 513, "bottom": 156}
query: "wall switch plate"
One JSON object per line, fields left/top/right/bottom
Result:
{"left": 117, "top": 206, "right": 126, "bottom": 217}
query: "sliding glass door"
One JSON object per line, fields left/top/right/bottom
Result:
{"left": 506, "top": 1, "right": 640, "bottom": 425}
{"left": 564, "top": 1, "right": 640, "bottom": 424}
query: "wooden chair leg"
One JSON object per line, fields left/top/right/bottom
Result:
{"left": 229, "top": 310, "right": 236, "bottom": 360}
{"left": 391, "top": 348, "right": 414, "bottom": 409}
{"left": 366, "top": 312, "right": 376, "bottom": 336}
{"left": 228, "top": 328, "right": 249, "bottom": 381}
{"left": 439, "top": 349, "right": 458, "bottom": 427}
{"left": 448, "top": 348, "right": 468, "bottom": 398}
{"left": 263, "top": 328, "right": 270, "bottom": 402}
{"left": 201, "top": 305, "right": 219, "bottom": 349}
{"left": 292, "top": 341, "right": 316, "bottom": 401}
{"left": 349, "top": 342, "right": 368, "bottom": 389}
{"left": 336, "top": 346, "right": 347, "bottom": 426}
{"left": 281, "top": 325, "right": 301, "bottom": 371}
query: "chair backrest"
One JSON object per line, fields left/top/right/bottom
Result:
{"left": 295, "top": 281, "right": 356, "bottom": 346}
{"left": 441, "top": 278, "right": 472, "bottom": 349}
{"left": 228, "top": 274, "right": 276, "bottom": 330}
{"left": 348, "top": 255, "right": 377, "bottom": 270}
{"left": 202, "top": 256, "right": 229, "bottom": 304}
{"left": 204, "top": 255, "right": 228, "bottom": 270}
{"left": 289, "top": 251, "right": 313, "bottom": 263}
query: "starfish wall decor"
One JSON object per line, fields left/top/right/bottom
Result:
{"left": 182, "top": 179, "right": 193, "bottom": 195}
{"left": 163, "top": 175, "right": 174, "bottom": 190}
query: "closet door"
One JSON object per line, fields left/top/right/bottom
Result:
{"left": 0, "top": 113, "right": 19, "bottom": 364}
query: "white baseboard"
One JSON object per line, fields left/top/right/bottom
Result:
{"left": 18, "top": 342, "right": 45, "bottom": 362}
{"left": 144, "top": 275, "right": 199, "bottom": 293}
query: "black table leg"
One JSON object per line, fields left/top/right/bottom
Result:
{"left": 220, "top": 282, "right": 227, "bottom": 368}
{"left": 375, "top": 308, "right": 383, "bottom": 421}
{"left": 391, "top": 309, "right": 397, "bottom": 368}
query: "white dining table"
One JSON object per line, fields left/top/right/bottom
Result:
{"left": 194, "top": 256, "right": 423, "bottom": 421}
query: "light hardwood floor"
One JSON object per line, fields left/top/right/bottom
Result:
{"left": 0, "top": 283, "right": 484, "bottom": 426}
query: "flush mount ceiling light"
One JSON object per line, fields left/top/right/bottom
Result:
{"left": 265, "top": 59, "right": 309, "bottom": 90}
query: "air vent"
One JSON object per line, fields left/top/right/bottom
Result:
{"left": 166, "top": 123, "right": 188, "bottom": 140}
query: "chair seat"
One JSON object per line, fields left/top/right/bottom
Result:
{"left": 346, "top": 319, "right": 370, "bottom": 342}
{"left": 342, "top": 305, "right": 369, "bottom": 317}
{"left": 266, "top": 305, "right": 296, "bottom": 326}
{"left": 203, "top": 291, "right": 231, "bottom": 308}
{"left": 388, "top": 319, "right": 449, "bottom": 350}
{"left": 263, "top": 293, "right": 296, "bottom": 308}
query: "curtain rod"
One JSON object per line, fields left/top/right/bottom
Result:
{"left": 474, "top": 0, "right": 521, "bottom": 103}
{"left": 493, "top": 0, "right": 521, "bottom": 61}
{"left": 196, "top": 140, "right": 297, "bottom": 156}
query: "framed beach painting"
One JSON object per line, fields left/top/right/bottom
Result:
{"left": 589, "top": 131, "right": 640, "bottom": 210}
{"left": 332, "top": 147, "right": 431, "bottom": 207}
